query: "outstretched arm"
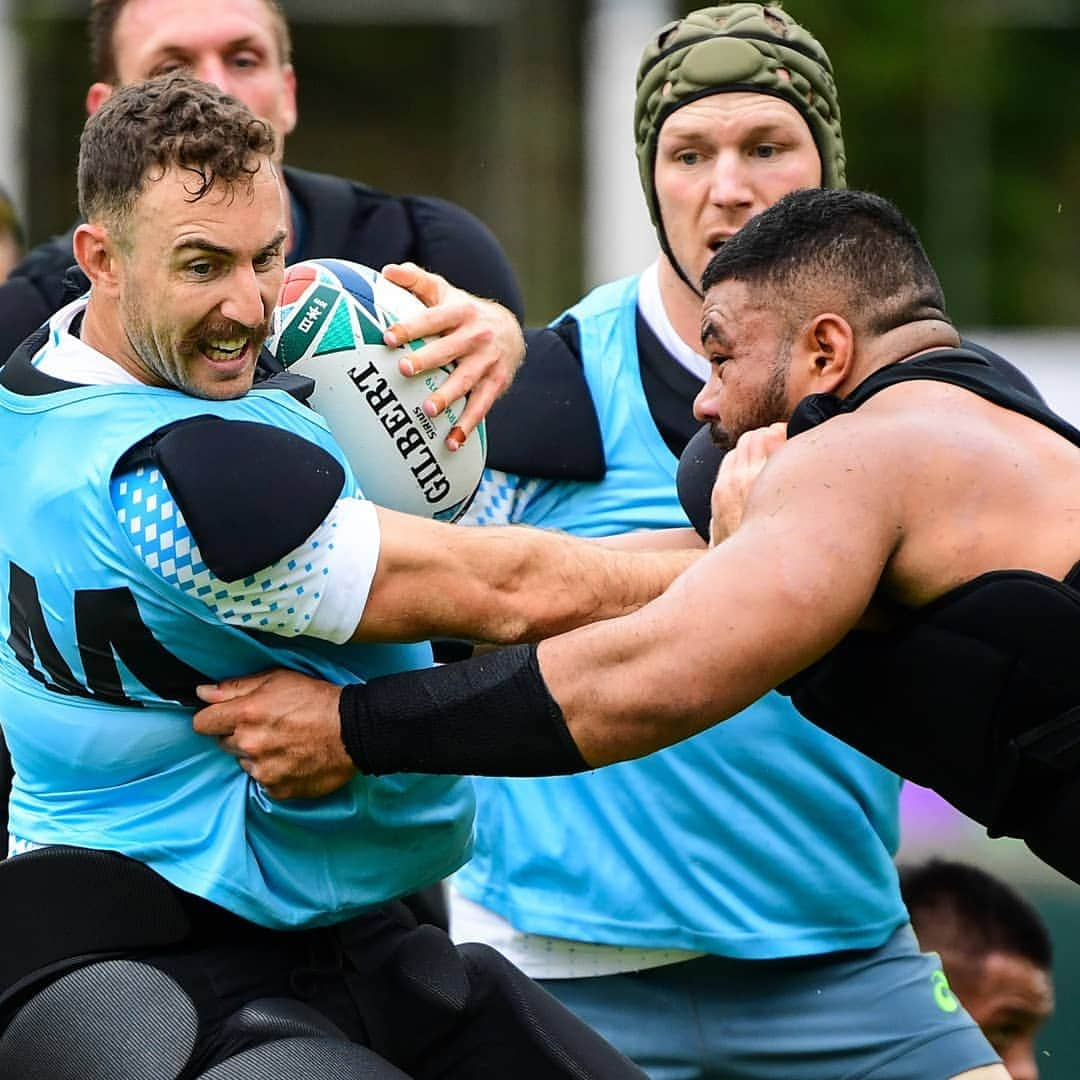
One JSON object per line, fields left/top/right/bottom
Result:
{"left": 195, "top": 416, "right": 905, "bottom": 796}
{"left": 356, "top": 506, "right": 701, "bottom": 645}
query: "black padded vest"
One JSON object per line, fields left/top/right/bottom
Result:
{"left": 782, "top": 349, "right": 1080, "bottom": 885}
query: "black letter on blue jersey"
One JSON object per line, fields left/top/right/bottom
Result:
{"left": 74, "top": 587, "right": 208, "bottom": 707}
{"left": 7, "top": 564, "right": 208, "bottom": 706}
{"left": 7, "top": 563, "right": 85, "bottom": 697}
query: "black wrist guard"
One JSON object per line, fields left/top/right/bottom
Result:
{"left": 339, "top": 644, "right": 589, "bottom": 777}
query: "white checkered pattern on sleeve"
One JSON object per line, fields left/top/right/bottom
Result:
{"left": 460, "top": 468, "right": 544, "bottom": 528}
{"left": 110, "top": 466, "right": 380, "bottom": 644}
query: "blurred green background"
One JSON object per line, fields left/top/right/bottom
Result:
{"left": 3, "top": 0, "right": 1078, "bottom": 1071}
{"left": 9, "top": 0, "right": 1079, "bottom": 328}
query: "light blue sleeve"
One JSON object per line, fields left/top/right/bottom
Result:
{"left": 460, "top": 467, "right": 546, "bottom": 528}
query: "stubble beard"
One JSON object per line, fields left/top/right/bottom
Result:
{"left": 121, "top": 294, "right": 267, "bottom": 400}
{"left": 709, "top": 351, "right": 791, "bottom": 451}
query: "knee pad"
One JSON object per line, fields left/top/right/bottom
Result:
{"left": 0, "top": 959, "right": 198, "bottom": 1080}
{"left": 195, "top": 1036, "right": 409, "bottom": 1079}
{"left": 340, "top": 922, "right": 471, "bottom": 1060}
{"left": 222, "top": 997, "right": 350, "bottom": 1043}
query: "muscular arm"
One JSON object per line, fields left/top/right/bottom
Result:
{"left": 591, "top": 527, "right": 705, "bottom": 552}
{"left": 543, "top": 429, "right": 899, "bottom": 763}
{"left": 194, "top": 414, "right": 905, "bottom": 795}
{"left": 357, "top": 507, "right": 700, "bottom": 645}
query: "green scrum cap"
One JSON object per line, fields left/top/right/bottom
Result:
{"left": 635, "top": 4, "right": 846, "bottom": 291}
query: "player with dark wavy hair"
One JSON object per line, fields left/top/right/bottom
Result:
{"left": 0, "top": 0, "right": 530, "bottom": 888}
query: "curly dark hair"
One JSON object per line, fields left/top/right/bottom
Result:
{"left": 78, "top": 73, "right": 276, "bottom": 237}
{"left": 88, "top": 0, "right": 292, "bottom": 85}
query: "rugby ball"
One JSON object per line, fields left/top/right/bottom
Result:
{"left": 267, "top": 259, "right": 486, "bottom": 521}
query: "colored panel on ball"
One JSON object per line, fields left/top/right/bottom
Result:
{"left": 315, "top": 300, "right": 357, "bottom": 354}
{"left": 322, "top": 259, "right": 378, "bottom": 314}
{"left": 279, "top": 266, "right": 317, "bottom": 307}
{"left": 277, "top": 284, "right": 339, "bottom": 366}
{"left": 358, "top": 313, "right": 386, "bottom": 346}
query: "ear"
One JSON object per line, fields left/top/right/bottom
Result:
{"left": 73, "top": 223, "right": 123, "bottom": 297}
{"left": 279, "top": 64, "right": 298, "bottom": 137}
{"left": 791, "top": 313, "right": 854, "bottom": 397}
{"left": 85, "top": 82, "right": 114, "bottom": 117}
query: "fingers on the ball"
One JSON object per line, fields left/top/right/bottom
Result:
{"left": 422, "top": 389, "right": 447, "bottom": 419}
{"left": 383, "top": 263, "right": 447, "bottom": 307}
{"left": 428, "top": 363, "right": 476, "bottom": 408}
{"left": 453, "top": 388, "right": 495, "bottom": 443}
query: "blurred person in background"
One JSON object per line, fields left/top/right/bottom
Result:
{"left": 0, "top": 183, "right": 24, "bottom": 282}
{"left": 0, "top": 0, "right": 524, "bottom": 362}
{"left": 902, "top": 859, "right": 1055, "bottom": 1080}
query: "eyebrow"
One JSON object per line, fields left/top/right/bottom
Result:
{"left": 150, "top": 35, "right": 267, "bottom": 61}
{"left": 174, "top": 230, "right": 288, "bottom": 258}
{"left": 700, "top": 321, "right": 731, "bottom": 349}
{"left": 661, "top": 119, "right": 802, "bottom": 145}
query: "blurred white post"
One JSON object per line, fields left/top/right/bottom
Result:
{"left": 0, "top": 0, "right": 24, "bottom": 222}
{"left": 583, "top": 0, "right": 674, "bottom": 289}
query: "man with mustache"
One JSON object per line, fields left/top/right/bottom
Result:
{"left": 0, "top": 0, "right": 529, "bottom": 893}
{"left": 0, "top": 74, "right": 699, "bottom": 1077}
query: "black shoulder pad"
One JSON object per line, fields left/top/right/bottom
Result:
{"left": 147, "top": 417, "right": 345, "bottom": 583}
{"left": 959, "top": 337, "right": 1045, "bottom": 401}
{"left": 484, "top": 319, "right": 606, "bottom": 481}
{"left": 675, "top": 424, "right": 726, "bottom": 541}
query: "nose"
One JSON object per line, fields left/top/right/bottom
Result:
{"left": 191, "top": 56, "right": 233, "bottom": 97}
{"left": 707, "top": 150, "right": 754, "bottom": 214}
{"left": 219, "top": 264, "right": 267, "bottom": 329}
{"left": 693, "top": 379, "right": 719, "bottom": 422}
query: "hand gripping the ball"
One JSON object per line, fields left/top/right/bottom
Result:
{"left": 380, "top": 262, "right": 525, "bottom": 450}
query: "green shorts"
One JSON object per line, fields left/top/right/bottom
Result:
{"left": 541, "top": 924, "right": 1000, "bottom": 1079}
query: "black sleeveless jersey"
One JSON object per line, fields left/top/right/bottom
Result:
{"left": 781, "top": 348, "right": 1080, "bottom": 885}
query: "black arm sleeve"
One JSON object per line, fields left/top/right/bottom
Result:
{"left": 340, "top": 644, "right": 589, "bottom": 777}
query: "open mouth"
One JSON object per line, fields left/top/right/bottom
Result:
{"left": 201, "top": 337, "right": 251, "bottom": 370}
